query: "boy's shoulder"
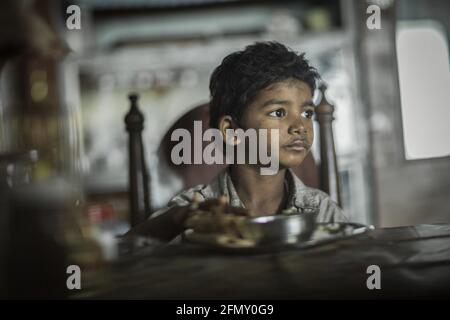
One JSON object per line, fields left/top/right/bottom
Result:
{"left": 291, "top": 184, "right": 335, "bottom": 208}
{"left": 167, "top": 184, "right": 207, "bottom": 207}
{"left": 294, "top": 187, "right": 347, "bottom": 221}
{"left": 167, "top": 174, "right": 223, "bottom": 207}
{"left": 286, "top": 171, "right": 348, "bottom": 223}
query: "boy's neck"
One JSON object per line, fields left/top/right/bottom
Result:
{"left": 229, "top": 165, "right": 287, "bottom": 216}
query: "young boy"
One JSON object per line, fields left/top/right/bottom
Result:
{"left": 128, "top": 41, "right": 347, "bottom": 242}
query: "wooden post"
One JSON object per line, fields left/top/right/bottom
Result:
{"left": 315, "top": 83, "right": 342, "bottom": 206}
{"left": 125, "top": 93, "right": 150, "bottom": 226}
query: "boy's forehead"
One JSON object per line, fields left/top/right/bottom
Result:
{"left": 266, "top": 79, "right": 311, "bottom": 91}
{"left": 256, "top": 79, "right": 313, "bottom": 100}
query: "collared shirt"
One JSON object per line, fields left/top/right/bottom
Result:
{"left": 155, "top": 168, "right": 347, "bottom": 224}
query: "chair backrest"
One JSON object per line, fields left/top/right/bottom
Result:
{"left": 315, "top": 83, "right": 342, "bottom": 205}
{"left": 124, "top": 94, "right": 150, "bottom": 227}
{"left": 125, "top": 84, "right": 341, "bottom": 225}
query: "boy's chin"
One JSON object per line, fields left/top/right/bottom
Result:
{"left": 279, "top": 154, "right": 307, "bottom": 169}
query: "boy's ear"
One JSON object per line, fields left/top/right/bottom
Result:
{"left": 218, "top": 115, "right": 240, "bottom": 145}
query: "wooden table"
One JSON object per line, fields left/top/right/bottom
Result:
{"left": 77, "top": 224, "right": 450, "bottom": 299}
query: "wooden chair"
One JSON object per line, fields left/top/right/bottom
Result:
{"left": 124, "top": 94, "right": 150, "bottom": 227}
{"left": 125, "top": 84, "right": 341, "bottom": 226}
{"left": 315, "top": 83, "right": 342, "bottom": 205}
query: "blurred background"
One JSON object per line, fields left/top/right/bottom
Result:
{"left": 0, "top": 0, "right": 449, "bottom": 297}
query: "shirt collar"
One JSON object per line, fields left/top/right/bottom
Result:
{"left": 212, "top": 168, "right": 307, "bottom": 211}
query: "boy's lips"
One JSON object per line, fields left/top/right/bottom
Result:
{"left": 283, "top": 139, "right": 310, "bottom": 151}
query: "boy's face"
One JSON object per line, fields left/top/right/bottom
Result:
{"left": 239, "top": 79, "right": 315, "bottom": 170}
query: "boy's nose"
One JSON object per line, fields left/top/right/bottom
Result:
{"left": 288, "top": 117, "right": 307, "bottom": 136}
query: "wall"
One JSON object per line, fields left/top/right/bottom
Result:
{"left": 352, "top": 0, "right": 450, "bottom": 227}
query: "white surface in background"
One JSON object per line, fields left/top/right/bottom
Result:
{"left": 396, "top": 21, "right": 450, "bottom": 160}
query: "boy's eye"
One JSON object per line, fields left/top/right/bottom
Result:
{"left": 301, "top": 109, "right": 315, "bottom": 119}
{"left": 269, "top": 109, "right": 286, "bottom": 118}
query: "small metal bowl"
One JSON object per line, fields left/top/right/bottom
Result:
{"left": 241, "top": 213, "right": 316, "bottom": 245}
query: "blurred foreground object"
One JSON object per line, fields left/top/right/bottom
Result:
{"left": 7, "top": 177, "right": 79, "bottom": 298}
{"left": 0, "top": 0, "right": 114, "bottom": 298}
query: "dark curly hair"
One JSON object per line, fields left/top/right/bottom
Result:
{"left": 209, "top": 41, "right": 320, "bottom": 129}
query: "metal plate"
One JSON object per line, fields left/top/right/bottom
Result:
{"left": 183, "top": 222, "right": 373, "bottom": 254}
